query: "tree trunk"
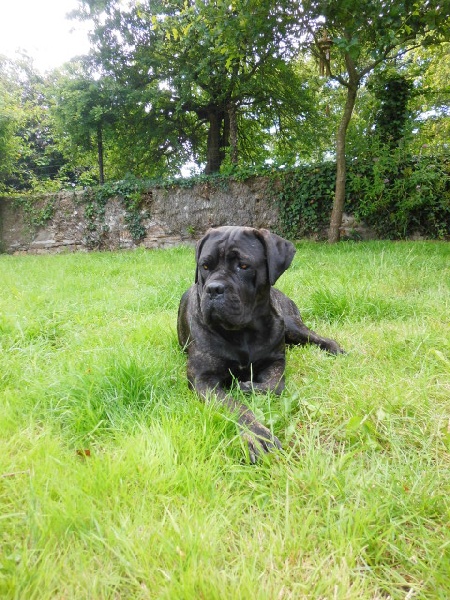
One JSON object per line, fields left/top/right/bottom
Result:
{"left": 97, "top": 123, "right": 105, "bottom": 185}
{"left": 205, "top": 110, "right": 223, "bottom": 174}
{"left": 228, "top": 102, "right": 238, "bottom": 165}
{"left": 328, "top": 66, "right": 358, "bottom": 243}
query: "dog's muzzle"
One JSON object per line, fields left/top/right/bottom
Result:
{"left": 205, "top": 281, "right": 225, "bottom": 299}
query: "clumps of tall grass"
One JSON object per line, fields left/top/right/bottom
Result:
{"left": 309, "top": 287, "right": 417, "bottom": 323}
{"left": 41, "top": 349, "right": 180, "bottom": 444}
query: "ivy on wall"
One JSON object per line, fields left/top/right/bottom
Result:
{"left": 348, "top": 154, "right": 450, "bottom": 239}
{"left": 162, "top": 153, "right": 449, "bottom": 241}
{"left": 12, "top": 194, "right": 56, "bottom": 231}
{"left": 6, "top": 155, "right": 450, "bottom": 245}
{"left": 81, "top": 178, "right": 149, "bottom": 245}
{"left": 268, "top": 154, "right": 450, "bottom": 240}
{"left": 267, "top": 162, "right": 337, "bottom": 239}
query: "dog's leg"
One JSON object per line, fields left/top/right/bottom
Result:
{"left": 284, "top": 315, "right": 344, "bottom": 354}
{"left": 238, "top": 359, "right": 286, "bottom": 394}
{"left": 273, "top": 289, "right": 344, "bottom": 354}
{"left": 192, "top": 378, "right": 282, "bottom": 463}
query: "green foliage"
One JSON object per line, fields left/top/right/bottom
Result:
{"left": 0, "top": 55, "right": 68, "bottom": 193}
{"left": 73, "top": 0, "right": 308, "bottom": 174}
{"left": 0, "top": 75, "right": 21, "bottom": 190}
{"left": 49, "top": 65, "right": 117, "bottom": 183}
{"left": 303, "top": 0, "right": 450, "bottom": 76}
{"left": 269, "top": 154, "right": 450, "bottom": 240}
{"left": 1, "top": 5, "right": 449, "bottom": 201}
{"left": 351, "top": 152, "right": 450, "bottom": 239}
{"left": 48, "top": 61, "right": 178, "bottom": 184}
{"left": 269, "top": 163, "right": 336, "bottom": 239}
{"left": 299, "top": 0, "right": 450, "bottom": 241}
{"left": 405, "top": 43, "right": 450, "bottom": 155}
{"left": 372, "top": 73, "right": 413, "bottom": 147}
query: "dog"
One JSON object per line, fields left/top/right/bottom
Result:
{"left": 177, "top": 226, "right": 344, "bottom": 462}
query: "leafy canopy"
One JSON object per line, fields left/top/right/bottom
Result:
{"left": 72, "top": 0, "right": 314, "bottom": 173}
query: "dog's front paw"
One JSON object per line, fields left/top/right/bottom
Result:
{"left": 322, "top": 338, "right": 346, "bottom": 355}
{"left": 238, "top": 381, "right": 254, "bottom": 393}
{"left": 241, "top": 421, "right": 282, "bottom": 464}
{"left": 239, "top": 381, "right": 277, "bottom": 394}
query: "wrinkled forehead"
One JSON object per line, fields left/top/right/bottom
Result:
{"left": 200, "top": 228, "right": 266, "bottom": 262}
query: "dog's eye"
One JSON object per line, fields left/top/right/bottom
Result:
{"left": 239, "top": 263, "right": 248, "bottom": 270}
{"left": 202, "top": 264, "right": 209, "bottom": 270}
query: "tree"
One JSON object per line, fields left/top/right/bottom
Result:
{"left": 406, "top": 42, "right": 450, "bottom": 154}
{"left": 299, "top": 0, "right": 450, "bottom": 242}
{"left": 74, "top": 0, "right": 307, "bottom": 174}
{"left": 0, "top": 54, "right": 67, "bottom": 192}
{"left": 49, "top": 62, "right": 121, "bottom": 184}
{"left": 0, "top": 57, "right": 21, "bottom": 190}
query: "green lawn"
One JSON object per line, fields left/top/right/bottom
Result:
{"left": 1, "top": 241, "right": 449, "bottom": 599}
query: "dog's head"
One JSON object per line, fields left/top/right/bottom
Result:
{"left": 194, "top": 226, "right": 295, "bottom": 330}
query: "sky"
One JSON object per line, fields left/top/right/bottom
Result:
{"left": 0, "top": 0, "right": 92, "bottom": 72}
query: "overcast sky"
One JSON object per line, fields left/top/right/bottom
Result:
{"left": 0, "top": 0, "right": 91, "bottom": 72}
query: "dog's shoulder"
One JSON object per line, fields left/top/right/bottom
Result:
{"left": 177, "top": 285, "right": 198, "bottom": 347}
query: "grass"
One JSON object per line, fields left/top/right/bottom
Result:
{"left": 1, "top": 241, "right": 449, "bottom": 599}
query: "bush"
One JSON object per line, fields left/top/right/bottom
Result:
{"left": 270, "top": 153, "right": 450, "bottom": 240}
{"left": 350, "top": 153, "right": 450, "bottom": 239}
{"left": 269, "top": 162, "right": 336, "bottom": 239}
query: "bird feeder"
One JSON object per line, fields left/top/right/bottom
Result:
{"left": 318, "top": 32, "right": 332, "bottom": 76}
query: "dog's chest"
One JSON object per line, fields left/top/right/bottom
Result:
{"left": 225, "top": 331, "right": 272, "bottom": 370}
{"left": 236, "top": 338, "right": 251, "bottom": 369}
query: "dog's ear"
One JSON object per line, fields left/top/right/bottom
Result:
{"left": 194, "top": 230, "right": 212, "bottom": 283}
{"left": 256, "top": 229, "right": 296, "bottom": 285}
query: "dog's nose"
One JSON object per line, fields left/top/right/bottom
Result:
{"left": 206, "top": 282, "right": 224, "bottom": 298}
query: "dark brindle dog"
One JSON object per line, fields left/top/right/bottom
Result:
{"left": 177, "top": 226, "right": 344, "bottom": 462}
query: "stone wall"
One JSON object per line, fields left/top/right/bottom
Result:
{"left": 0, "top": 177, "right": 281, "bottom": 254}
{"left": 0, "top": 177, "right": 374, "bottom": 254}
